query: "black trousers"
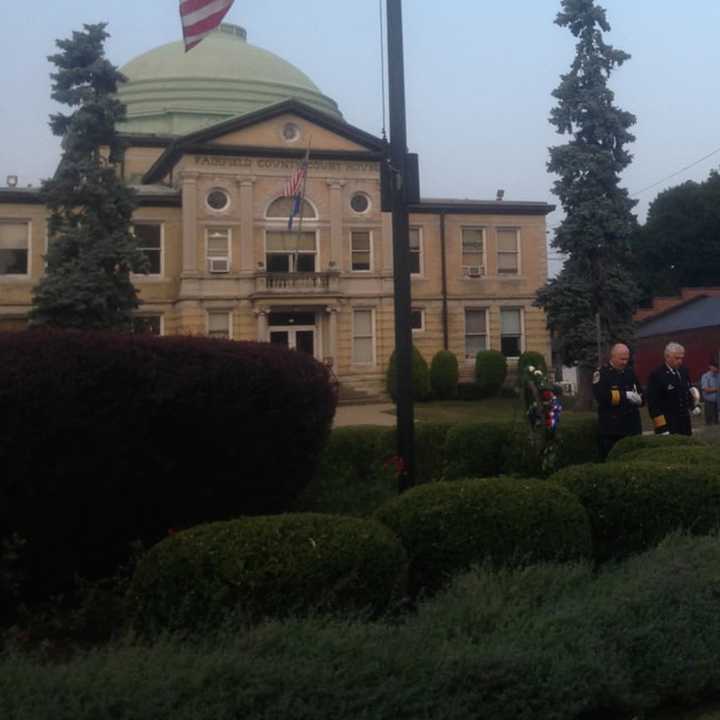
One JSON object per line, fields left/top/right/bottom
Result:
{"left": 705, "top": 401, "right": 719, "bottom": 425}
{"left": 599, "top": 435, "right": 623, "bottom": 461}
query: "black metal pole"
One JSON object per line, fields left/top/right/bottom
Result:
{"left": 386, "top": 0, "right": 415, "bottom": 491}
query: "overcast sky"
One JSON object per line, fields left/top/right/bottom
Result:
{"left": 3, "top": 1, "right": 720, "bottom": 273}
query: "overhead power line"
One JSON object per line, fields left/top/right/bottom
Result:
{"left": 630, "top": 145, "right": 720, "bottom": 197}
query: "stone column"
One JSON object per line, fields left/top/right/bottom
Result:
{"left": 254, "top": 307, "right": 269, "bottom": 342}
{"left": 180, "top": 171, "right": 199, "bottom": 274}
{"left": 326, "top": 180, "right": 345, "bottom": 269}
{"left": 325, "top": 305, "right": 339, "bottom": 362}
{"left": 237, "top": 176, "right": 256, "bottom": 271}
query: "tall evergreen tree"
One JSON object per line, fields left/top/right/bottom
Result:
{"left": 535, "top": 0, "right": 639, "bottom": 406}
{"left": 31, "top": 23, "right": 146, "bottom": 330}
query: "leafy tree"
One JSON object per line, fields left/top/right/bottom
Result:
{"left": 535, "top": 0, "right": 639, "bottom": 407}
{"left": 633, "top": 171, "right": 720, "bottom": 302}
{"left": 31, "top": 23, "right": 146, "bottom": 330}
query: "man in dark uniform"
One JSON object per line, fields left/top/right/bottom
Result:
{"left": 646, "top": 342, "right": 701, "bottom": 435}
{"left": 593, "top": 343, "right": 644, "bottom": 460}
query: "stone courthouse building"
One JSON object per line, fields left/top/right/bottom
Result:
{"left": 0, "top": 24, "right": 553, "bottom": 395}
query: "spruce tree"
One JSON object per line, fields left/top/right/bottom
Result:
{"left": 31, "top": 23, "right": 146, "bottom": 330}
{"left": 535, "top": 0, "right": 639, "bottom": 407}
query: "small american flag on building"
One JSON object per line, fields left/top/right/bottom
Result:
{"left": 282, "top": 161, "right": 308, "bottom": 199}
{"left": 180, "top": 0, "right": 235, "bottom": 52}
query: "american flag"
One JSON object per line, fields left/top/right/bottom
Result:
{"left": 180, "top": 0, "right": 235, "bottom": 52}
{"left": 282, "top": 162, "right": 308, "bottom": 199}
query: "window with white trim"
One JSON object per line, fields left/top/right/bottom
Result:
{"left": 0, "top": 221, "right": 29, "bottom": 275}
{"left": 132, "top": 223, "right": 162, "bottom": 276}
{"left": 206, "top": 227, "right": 230, "bottom": 272}
{"left": 409, "top": 226, "right": 422, "bottom": 275}
{"left": 208, "top": 311, "right": 231, "bottom": 339}
{"left": 266, "top": 231, "right": 316, "bottom": 272}
{"left": 350, "top": 230, "right": 372, "bottom": 272}
{"left": 464, "top": 308, "right": 487, "bottom": 360}
{"left": 352, "top": 309, "right": 375, "bottom": 364}
{"left": 461, "top": 227, "right": 485, "bottom": 275}
{"left": 410, "top": 308, "right": 424, "bottom": 332}
{"left": 500, "top": 308, "right": 523, "bottom": 357}
{"left": 497, "top": 228, "right": 520, "bottom": 275}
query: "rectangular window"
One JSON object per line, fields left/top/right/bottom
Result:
{"left": 497, "top": 228, "right": 519, "bottom": 274}
{"left": 410, "top": 308, "right": 424, "bottom": 332}
{"left": 462, "top": 227, "right": 485, "bottom": 273}
{"left": 409, "top": 227, "right": 422, "bottom": 275}
{"left": 352, "top": 309, "right": 374, "bottom": 364}
{"left": 208, "top": 311, "right": 231, "bottom": 339}
{"left": 266, "top": 231, "right": 316, "bottom": 273}
{"left": 465, "top": 308, "right": 487, "bottom": 360}
{"left": 207, "top": 227, "right": 230, "bottom": 272}
{"left": 0, "top": 221, "right": 29, "bottom": 275}
{"left": 501, "top": 308, "right": 523, "bottom": 357}
{"left": 132, "top": 315, "right": 162, "bottom": 335}
{"left": 350, "top": 230, "right": 372, "bottom": 271}
{"left": 133, "top": 223, "right": 162, "bottom": 275}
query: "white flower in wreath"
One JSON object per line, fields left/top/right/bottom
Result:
{"left": 527, "top": 365, "right": 535, "bottom": 373}
{"left": 534, "top": 370, "right": 543, "bottom": 377}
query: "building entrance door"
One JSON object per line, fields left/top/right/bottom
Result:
{"left": 268, "top": 311, "right": 317, "bottom": 356}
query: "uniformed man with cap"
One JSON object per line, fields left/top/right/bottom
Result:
{"left": 593, "top": 343, "right": 644, "bottom": 460}
{"left": 646, "top": 341, "right": 701, "bottom": 436}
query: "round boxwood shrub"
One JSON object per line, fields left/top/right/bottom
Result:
{"left": 374, "top": 477, "right": 591, "bottom": 593}
{"left": 617, "top": 446, "right": 720, "bottom": 467}
{"left": 606, "top": 433, "right": 703, "bottom": 461}
{"left": 550, "top": 461, "right": 720, "bottom": 563}
{"left": 129, "top": 513, "right": 407, "bottom": 634}
{"left": 474, "top": 350, "right": 507, "bottom": 397}
{"left": 430, "top": 350, "right": 459, "bottom": 400}
{"left": 386, "top": 346, "right": 431, "bottom": 402}
{"left": 444, "top": 422, "right": 511, "bottom": 480}
{"left": 0, "top": 330, "right": 337, "bottom": 609}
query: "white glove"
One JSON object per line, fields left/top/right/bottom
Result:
{"left": 692, "top": 406, "right": 702, "bottom": 416}
{"left": 660, "top": 431, "right": 670, "bottom": 436}
{"left": 625, "top": 390, "right": 642, "bottom": 405}
{"left": 690, "top": 387, "right": 700, "bottom": 403}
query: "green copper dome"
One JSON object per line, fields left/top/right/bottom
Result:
{"left": 116, "top": 24, "right": 342, "bottom": 136}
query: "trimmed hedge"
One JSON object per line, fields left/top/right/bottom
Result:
{"left": 606, "top": 432, "right": 703, "bottom": 461}
{"left": 0, "top": 330, "right": 336, "bottom": 609}
{"left": 551, "top": 461, "right": 720, "bottom": 562}
{"left": 294, "top": 423, "right": 454, "bottom": 515}
{"left": 386, "top": 346, "right": 431, "bottom": 402}
{"left": 616, "top": 446, "right": 720, "bottom": 467}
{"left": 429, "top": 350, "right": 459, "bottom": 400}
{"left": 374, "top": 477, "right": 592, "bottom": 593}
{"left": 130, "top": 514, "right": 407, "bottom": 634}
{"left": 474, "top": 350, "right": 507, "bottom": 396}
{"left": 444, "top": 422, "right": 510, "bottom": 479}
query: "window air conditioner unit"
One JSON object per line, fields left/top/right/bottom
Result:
{"left": 463, "top": 265, "right": 484, "bottom": 278}
{"left": 208, "top": 257, "right": 229, "bottom": 273}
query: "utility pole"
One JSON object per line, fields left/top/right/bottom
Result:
{"left": 386, "top": 0, "right": 415, "bottom": 491}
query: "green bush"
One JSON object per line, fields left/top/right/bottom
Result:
{"left": 444, "top": 422, "right": 511, "bottom": 480}
{"left": 386, "top": 346, "right": 431, "bottom": 402}
{"left": 130, "top": 514, "right": 407, "bottom": 634}
{"left": 474, "top": 350, "right": 507, "bottom": 396}
{"left": 606, "top": 432, "right": 704, "bottom": 461}
{"left": 551, "top": 417, "right": 601, "bottom": 469}
{"left": 374, "top": 477, "right": 591, "bottom": 593}
{"left": 429, "top": 350, "right": 459, "bottom": 400}
{"left": 457, "top": 382, "right": 485, "bottom": 401}
{"left": 551, "top": 461, "right": 720, "bottom": 562}
{"left": 617, "top": 446, "right": 720, "bottom": 467}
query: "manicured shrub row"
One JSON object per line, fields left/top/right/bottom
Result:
{"left": 130, "top": 513, "right": 407, "bottom": 635}
{"left": 444, "top": 422, "right": 511, "bottom": 479}
{"left": 429, "top": 350, "right": 459, "bottom": 400}
{"left": 374, "top": 477, "right": 592, "bottom": 593}
{"left": 616, "top": 445, "right": 720, "bottom": 467}
{"left": 606, "top": 432, "right": 703, "bottom": 460}
{"left": 551, "top": 461, "right": 720, "bottom": 562}
{"left": 386, "top": 345, "right": 431, "bottom": 402}
{"left": 0, "top": 330, "right": 336, "bottom": 610}
{"left": 13, "top": 534, "right": 720, "bottom": 720}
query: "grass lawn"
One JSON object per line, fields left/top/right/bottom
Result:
{"left": 385, "top": 396, "right": 713, "bottom": 435}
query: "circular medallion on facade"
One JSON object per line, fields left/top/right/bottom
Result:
{"left": 207, "top": 188, "right": 230, "bottom": 211}
{"left": 350, "top": 192, "right": 371, "bottom": 214}
{"left": 282, "top": 122, "right": 302, "bottom": 143}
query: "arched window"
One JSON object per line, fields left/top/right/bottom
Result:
{"left": 266, "top": 196, "right": 317, "bottom": 220}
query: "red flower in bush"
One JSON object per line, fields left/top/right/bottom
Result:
{"left": 384, "top": 455, "right": 406, "bottom": 476}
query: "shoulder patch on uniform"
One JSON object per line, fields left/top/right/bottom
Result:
{"left": 593, "top": 370, "right": 600, "bottom": 384}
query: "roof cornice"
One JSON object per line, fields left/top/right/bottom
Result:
{"left": 409, "top": 199, "right": 556, "bottom": 216}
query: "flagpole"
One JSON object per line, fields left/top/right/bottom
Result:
{"left": 386, "top": 0, "right": 415, "bottom": 492}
